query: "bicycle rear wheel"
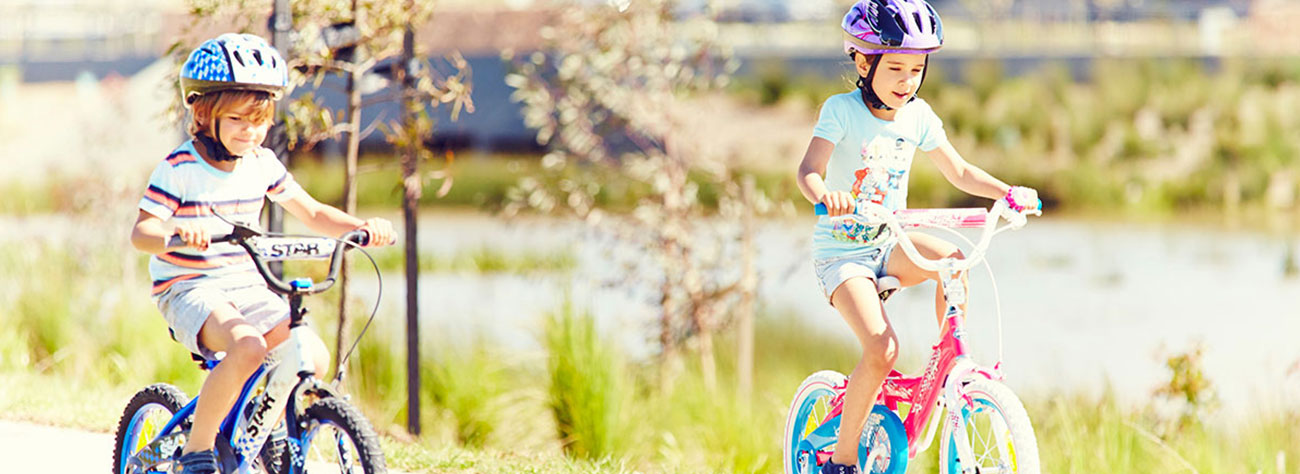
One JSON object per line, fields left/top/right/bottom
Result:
{"left": 939, "top": 379, "right": 1040, "bottom": 474}
{"left": 784, "top": 371, "right": 845, "bottom": 474}
{"left": 113, "top": 384, "right": 190, "bottom": 474}
{"left": 296, "top": 397, "right": 387, "bottom": 473}
{"left": 783, "top": 371, "right": 907, "bottom": 474}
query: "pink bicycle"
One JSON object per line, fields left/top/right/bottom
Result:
{"left": 783, "top": 199, "right": 1042, "bottom": 474}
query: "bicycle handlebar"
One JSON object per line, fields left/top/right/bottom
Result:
{"left": 166, "top": 224, "right": 371, "bottom": 296}
{"left": 815, "top": 199, "right": 1040, "bottom": 273}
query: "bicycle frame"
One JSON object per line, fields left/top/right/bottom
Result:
{"left": 127, "top": 226, "right": 369, "bottom": 474}
{"left": 808, "top": 200, "right": 1037, "bottom": 469}
{"left": 128, "top": 292, "right": 340, "bottom": 474}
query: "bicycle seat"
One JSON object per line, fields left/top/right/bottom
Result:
{"left": 877, "top": 275, "right": 901, "bottom": 302}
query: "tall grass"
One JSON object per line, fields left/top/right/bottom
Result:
{"left": 0, "top": 238, "right": 203, "bottom": 391}
{"left": 5, "top": 231, "right": 1300, "bottom": 472}
{"left": 542, "top": 302, "right": 630, "bottom": 460}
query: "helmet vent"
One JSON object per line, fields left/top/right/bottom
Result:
{"left": 252, "top": 49, "right": 264, "bottom": 65}
{"left": 232, "top": 50, "right": 245, "bottom": 66}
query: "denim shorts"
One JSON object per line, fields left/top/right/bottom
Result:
{"left": 156, "top": 279, "right": 290, "bottom": 359}
{"left": 812, "top": 241, "right": 897, "bottom": 303}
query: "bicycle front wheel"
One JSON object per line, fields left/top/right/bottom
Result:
{"left": 296, "top": 397, "right": 387, "bottom": 473}
{"left": 939, "top": 379, "right": 1040, "bottom": 474}
{"left": 113, "top": 384, "right": 189, "bottom": 474}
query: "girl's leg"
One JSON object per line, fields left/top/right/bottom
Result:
{"left": 183, "top": 304, "right": 270, "bottom": 453}
{"left": 828, "top": 276, "right": 899, "bottom": 467}
{"left": 886, "top": 232, "right": 966, "bottom": 328}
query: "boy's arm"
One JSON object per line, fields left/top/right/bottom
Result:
{"left": 132, "top": 211, "right": 172, "bottom": 255}
{"left": 279, "top": 193, "right": 396, "bottom": 246}
{"left": 132, "top": 210, "right": 210, "bottom": 254}
{"left": 924, "top": 142, "right": 1011, "bottom": 201}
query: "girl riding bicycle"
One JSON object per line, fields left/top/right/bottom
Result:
{"left": 794, "top": 1, "right": 1037, "bottom": 472}
{"left": 129, "top": 33, "right": 396, "bottom": 474}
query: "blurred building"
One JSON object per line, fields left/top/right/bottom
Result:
{"left": 2, "top": 0, "right": 1295, "bottom": 153}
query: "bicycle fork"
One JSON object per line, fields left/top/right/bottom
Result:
{"left": 937, "top": 262, "right": 984, "bottom": 474}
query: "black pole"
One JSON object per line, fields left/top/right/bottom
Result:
{"left": 267, "top": 0, "right": 291, "bottom": 278}
{"left": 399, "top": 6, "right": 421, "bottom": 436}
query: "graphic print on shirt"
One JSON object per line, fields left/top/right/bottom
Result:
{"left": 832, "top": 135, "right": 914, "bottom": 245}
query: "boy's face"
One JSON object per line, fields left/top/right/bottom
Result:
{"left": 857, "top": 53, "right": 927, "bottom": 109}
{"left": 215, "top": 101, "right": 272, "bottom": 157}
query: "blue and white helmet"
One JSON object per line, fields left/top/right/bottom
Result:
{"left": 180, "top": 33, "right": 288, "bottom": 104}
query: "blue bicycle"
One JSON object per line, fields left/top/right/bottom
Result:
{"left": 113, "top": 220, "right": 388, "bottom": 474}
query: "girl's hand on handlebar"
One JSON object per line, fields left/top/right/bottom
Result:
{"left": 173, "top": 223, "right": 210, "bottom": 251}
{"left": 819, "top": 191, "right": 856, "bottom": 217}
{"left": 1004, "top": 186, "right": 1040, "bottom": 212}
{"left": 357, "top": 218, "right": 396, "bottom": 247}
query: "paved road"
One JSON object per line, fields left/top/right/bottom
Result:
{"left": 0, "top": 420, "right": 116, "bottom": 472}
{"left": 0, "top": 420, "right": 412, "bottom": 473}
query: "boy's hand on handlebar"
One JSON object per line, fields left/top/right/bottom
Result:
{"left": 356, "top": 218, "right": 396, "bottom": 247}
{"left": 172, "top": 223, "right": 210, "bottom": 251}
{"left": 819, "top": 191, "right": 856, "bottom": 217}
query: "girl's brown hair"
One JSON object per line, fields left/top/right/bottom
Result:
{"left": 187, "top": 90, "right": 275, "bottom": 137}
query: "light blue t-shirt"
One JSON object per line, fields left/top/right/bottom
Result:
{"left": 810, "top": 92, "right": 948, "bottom": 260}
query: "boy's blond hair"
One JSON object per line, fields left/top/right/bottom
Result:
{"left": 187, "top": 90, "right": 275, "bottom": 137}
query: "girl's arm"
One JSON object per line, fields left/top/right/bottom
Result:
{"left": 797, "top": 137, "right": 855, "bottom": 215}
{"left": 280, "top": 193, "right": 397, "bottom": 246}
{"left": 924, "top": 142, "right": 1011, "bottom": 201}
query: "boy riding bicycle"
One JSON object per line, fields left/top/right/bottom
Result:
{"left": 794, "top": 1, "right": 1038, "bottom": 472}
{"left": 129, "top": 33, "right": 396, "bottom": 474}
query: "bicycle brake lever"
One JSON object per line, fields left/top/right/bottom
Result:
{"left": 209, "top": 209, "right": 263, "bottom": 240}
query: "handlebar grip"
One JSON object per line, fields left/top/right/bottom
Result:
{"left": 814, "top": 203, "right": 828, "bottom": 216}
{"left": 343, "top": 229, "right": 370, "bottom": 247}
{"left": 167, "top": 233, "right": 236, "bottom": 249}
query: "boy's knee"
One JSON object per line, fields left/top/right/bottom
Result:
{"left": 227, "top": 335, "right": 269, "bottom": 368}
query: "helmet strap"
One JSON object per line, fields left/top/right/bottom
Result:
{"left": 913, "top": 55, "right": 929, "bottom": 103}
{"left": 857, "top": 54, "right": 931, "bottom": 111}
{"left": 196, "top": 121, "right": 241, "bottom": 162}
{"left": 857, "top": 54, "right": 893, "bottom": 111}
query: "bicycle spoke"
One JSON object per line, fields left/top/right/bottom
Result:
{"left": 334, "top": 428, "right": 359, "bottom": 474}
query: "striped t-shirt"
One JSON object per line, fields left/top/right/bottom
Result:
{"left": 138, "top": 140, "right": 304, "bottom": 297}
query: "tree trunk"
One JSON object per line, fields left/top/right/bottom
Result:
{"left": 399, "top": 7, "right": 422, "bottom": 436}
{"left": 737, "top": 176, "right": 756, "bottom": 399}
{"left": 333, "top": 0, "right": 363, "bottom": 381}
{"left": 698, "top": 321, "right": 716, "bottom": 393}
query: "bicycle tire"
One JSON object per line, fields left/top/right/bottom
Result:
{"left": 296, "top": 397, "right": 387, "bottom": 473}
{"left": 939, "top": 379, "right": 1040, "bottom": 474}
{"left": 113, "top": 383, "right": 190, "bottom": 474}
{"left": 783, "top": 371, "right": 907, "bottom": 474}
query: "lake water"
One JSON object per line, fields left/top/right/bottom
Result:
{"left": 6, "top": 210, "right": 1298, "bottom": 417}
{"left": 351, "top": 211, "right": 1300, "bottom": 417}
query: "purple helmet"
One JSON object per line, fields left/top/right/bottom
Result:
{"left": 842, "top": 0, "right": 944, "bottom": 56}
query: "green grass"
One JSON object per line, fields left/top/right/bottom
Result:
{"left": 542, "top": 303, "right": 630, "bottom": 460}
{"left": 5, "top": 230, "right": 1300, "bottom": 472}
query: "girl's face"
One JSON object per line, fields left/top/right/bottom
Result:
{"left": 215, "top": 102, "right": 272, "bottom": 157}
{"left": 856, "top": 53, "right": 927, "bottom": 110}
